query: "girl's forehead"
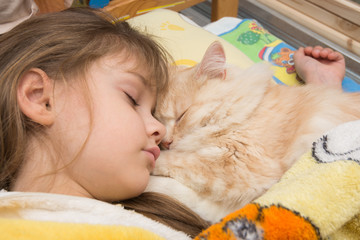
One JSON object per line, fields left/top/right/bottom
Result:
{"left": 100, "top": 53, "right": 138, "bottom": 70}
{"left": 93, "top": 53, "right": 157, "bottom": 91}
{"left": 100, "top": 53, "right": 151, "bottom": 80}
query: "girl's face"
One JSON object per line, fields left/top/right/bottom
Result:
{"left": 52, "top": 54, "right": 166, "bottom": 201}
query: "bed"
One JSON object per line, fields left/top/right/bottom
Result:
{"left": 34, "top": 0, "right": 239, "bottom": 21}
{"left": 103, "top": 0, "right": 238, "bottom": 21}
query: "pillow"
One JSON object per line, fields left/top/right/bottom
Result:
{"left": 127, "top": 9, "right": 254, "bottom": 69}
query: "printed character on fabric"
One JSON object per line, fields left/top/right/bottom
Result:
{"left": 219, "top": 19, "right": 360, "bottom": 92}
{"left": 219, "top": 19, "right": 299, "bottom": 86}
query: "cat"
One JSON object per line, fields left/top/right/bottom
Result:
{"left": 145, "top": 41, "right": 360, "bottom": 223}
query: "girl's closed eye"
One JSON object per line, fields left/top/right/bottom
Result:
{"left": 124, "top": 92, "right": 139, "bottom": 107}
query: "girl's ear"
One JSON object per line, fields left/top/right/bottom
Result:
{"left": 17, "top": 68, "right": 55, "bottom": 126}
{"left": 196, "top": 41, "right": 226, "bottom": 80}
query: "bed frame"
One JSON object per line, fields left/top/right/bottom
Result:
{"left": 34, "top": 0, "right": 238, "bottom": 21}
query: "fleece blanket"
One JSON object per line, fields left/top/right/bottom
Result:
{"left": 0, "top": 191, "right": 190, "bottom": 240}
{"left": 195, "top": 120, "right": 360, "bottom": 240}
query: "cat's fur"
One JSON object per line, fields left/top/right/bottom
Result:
{"left": 146, "top": 41, "right": 360, "bottom": 223}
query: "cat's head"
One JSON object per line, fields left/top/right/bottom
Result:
{"left": 155, "top": 41, "right": 227, "bottom": 149}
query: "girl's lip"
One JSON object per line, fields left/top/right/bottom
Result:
{"left": 145, "top": 146, "right": 161, "bottom": 161}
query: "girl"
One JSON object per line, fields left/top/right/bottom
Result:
{"left": 0, "top": 7, "right": 208, "bottom": 239}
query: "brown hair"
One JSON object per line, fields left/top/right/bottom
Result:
{"left": 119, "top": 192, "right": 210, "bottom": 238}
{"left": 0, "top": 7, "right": 208, "bottom": 236}
{"left": 0, "top": 7, "right": 169, "bottom": 189}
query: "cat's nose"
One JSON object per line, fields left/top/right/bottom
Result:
{"left": 161, "top": 140, "right": 173, "bottom": 150}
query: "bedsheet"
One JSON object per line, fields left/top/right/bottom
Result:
{"left": 204, "top": 17, "right": 360, "bottom": 92}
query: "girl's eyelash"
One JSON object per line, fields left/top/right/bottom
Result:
{"left": 125, "top": 92, "right": 139, "bottom": 106}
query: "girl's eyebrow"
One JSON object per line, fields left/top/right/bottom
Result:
{"left": 127, "top": 71, "right": 147, "bottom": 86}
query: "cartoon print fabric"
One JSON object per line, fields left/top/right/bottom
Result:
{"left": 219, "top": 19, "right": 360, "bottom": 92}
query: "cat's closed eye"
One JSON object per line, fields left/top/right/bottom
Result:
{"left": 176, "top": 110, "right": 187, "bottom": 123}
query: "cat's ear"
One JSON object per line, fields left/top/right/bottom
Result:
{"left": 196, "top": 41, "right": 226, "bottom": 80}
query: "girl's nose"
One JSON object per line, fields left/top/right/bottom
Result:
{"left": 149, "top": 118, "right": 166, "bottom": 145}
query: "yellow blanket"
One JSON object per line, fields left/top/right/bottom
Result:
{"left": 0, "top": 218, "right": 164, "bottom": 240}
{"left": 196, "top": 120, "right": 360, "bottom": 240}
{"left": 0, "top": 191, "right": 190, "bottom": 240}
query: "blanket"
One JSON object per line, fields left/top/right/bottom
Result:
{"left": 0, "top": 191, "right": 190, "bottom": 240}
{"left": 195, "top": 120, "right": 360, "bottom": 240}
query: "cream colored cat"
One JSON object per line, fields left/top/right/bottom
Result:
{"left": 146, "top": 41, "right": 360, "bottom": 223}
